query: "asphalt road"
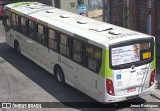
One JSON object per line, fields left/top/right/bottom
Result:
{"left": 0, "top": 21, "right": 159, "bottom": 111}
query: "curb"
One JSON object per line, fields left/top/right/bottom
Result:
{"left": 150, "top": 91, "right": 160, "bottom": 100}
{"left": 150, "top": 80, "right": 160, "bottom": 100}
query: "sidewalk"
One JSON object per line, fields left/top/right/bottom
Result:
{"left": 150, "top": 57, "right": 160, "bottom": 100}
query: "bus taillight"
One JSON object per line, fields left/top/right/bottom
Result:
{"left": 149, "top": 69, "right": 155, "bottom": 87}
{"left": 106, "top": 79, "right": 115, "bottom": 96}
{"left": 0, "top": 9, "right": 3, "bottom": 16}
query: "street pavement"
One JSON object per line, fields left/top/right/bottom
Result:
{"left": 151, "top": 58, "right": 160, "bottom": 101}
{"left": 0, "top": 21, "right": 160, "bottom": 111}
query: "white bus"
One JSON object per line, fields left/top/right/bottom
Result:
{"left": 3, "top": 2, "right": 156, "bottom": 103}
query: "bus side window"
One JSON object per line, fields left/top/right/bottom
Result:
{"left": 48, "top": 29, "right": 57, "bottom": 50}
{"left": 37, "top": 24, "right": 43, "bottom": 43}
{"left": 29, "top": 20, "right": 37, "bottom": 40}
{"left": 59, "top": 34, "right": 70, "bottom": 57}
{"left": 36, "top": 24, "right": 47, "bottom": 45}
{"left": 85, "top": 45, "right": 102, "bottom": 73}
{"left": 20, "top": 17, "right": 27, "bottom": 35}
{"left": 73, "top": 39, "right": 82, "bottom": 63}
{"left": 12, "top": 13, "right": 19, "bottom": 30}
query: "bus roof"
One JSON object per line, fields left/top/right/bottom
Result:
{"left": 5, "top": 2, "right": 152, "bottom": 49}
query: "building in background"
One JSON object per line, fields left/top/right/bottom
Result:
{"left": 5, "top": 0, "right": 103, "bottom": 20}
{"left": 104, "top": 0, "right": 160, "bottom": 37}
{"left": 57, "top": 0, "right": 103, "bottom": 21}
{"left": 3, "top": 0, "right": 54, "bottom": 6}
{"left": 87, "top": 0, "right": 103, "bottom": 20}
{"left": 104, "top": 0, "right": 160, "bottom": 56}
{"left": 104, "top": 0, "right": 126, "bottom": 27}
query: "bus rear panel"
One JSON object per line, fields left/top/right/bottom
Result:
{"left": 103, "top": 37, "right": 155, "bottom": 103}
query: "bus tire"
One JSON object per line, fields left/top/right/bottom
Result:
{"left": 14, "top": 40, "right": 21, "bottom": 54}
{"left": 55, "top": 66, "right": 65, "bottom": 85}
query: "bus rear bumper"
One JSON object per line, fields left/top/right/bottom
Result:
{"left": 104, "top": 84, "right": 155, "bottom": 103}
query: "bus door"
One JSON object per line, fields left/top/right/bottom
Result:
{"left": 4, "top": 10, "right": 12, "bottom": 45}
{"left": 35, "top": 24, "right": 51, "bottom": 69}
{"left": 110, "top": 38, "right": 154, "bottom": 96}
{"left": 26, "top": 39, "right": 46, "bottom": 68}
{"left": 26, "top": 21, "right": 39, "bottom": 60}
{"left": 22, "top": 31, "right": 36, "bottom": 59}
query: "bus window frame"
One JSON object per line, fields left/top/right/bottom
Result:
{"left": 19, "top": 16, "right": 28, "bottom": 35}
{"left": 48, "top": 28, "right": 58, "bottom": 50}
{"left": 72, "top": 39, "right": 83, "bottom": 64}
{"left": 84, "top": 43, "right": 102, "bottom": 73}
{"left": 59, "top": 33, "right": 70, "bottom": 57}
{"left": 37, "top": 24, "right": 44, "bottom": 44}
{"left": 109, "top": 37, "right": 154, "bottom": 70}
{"left": 11, "top": 13, "right": 17, "bottom": 30}
{"left": 46, "top": 28, "right": 102, "bottom": 74}
{"left": 4, "top": 10, "right": 11, "bottom": 32}
{"left": 28, "top": 20, "right": 37, "bottom": 40}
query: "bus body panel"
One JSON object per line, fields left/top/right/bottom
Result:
{"left": 6, "top": 30, "right": 15, "bottom": 48}
{"left": 99, "top": 43, "right": 155, "bottom": 102}
{"left": 57, "top": 55, "right": 78, "bottom": 88}
{"left": 104, "top": 83, "right": 154, "bottom": 103}
{"left": 151, "top": 43, "right": 156, "bottom": 69}
{"left": 77, "top": 65, "right": 99, "bottom": 100}
{"left": 113, "top": 64, "right": 152, "bottom": 96}
{"left": 99, "top": 49, "right": 113, "bottom": 78}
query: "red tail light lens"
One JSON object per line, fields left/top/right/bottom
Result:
{"left": 149, "top": 69, "right": 155, "bottom": 87}
{"left": 0, "top": 9, "right": 3, "bottom": 14}
{"left": 0, "top": 9, "right": 3, "bottom": 16}
{"left": 106, "top": 79, "right": 115, "bottom": 96}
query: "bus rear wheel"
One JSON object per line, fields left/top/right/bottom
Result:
{"left": 55, "top": 67, "right": 65, "bottom": 85}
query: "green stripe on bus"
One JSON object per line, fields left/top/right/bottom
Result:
{"left": 12, "top": 2, "right": 33, "bottom": 7}
{"left": 151, "top": 43, "right": 156, "bottom": 69}
{"left": 99, "top": 50, "right": 112, "bottom": 78}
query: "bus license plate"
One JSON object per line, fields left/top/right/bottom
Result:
{"left": 143, "top": 52, "right": 151, "bottom": 59}
{"left": 127, "top": 88, "right": 136, "bottom": 92}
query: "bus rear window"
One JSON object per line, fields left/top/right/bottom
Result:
{"left": 110, "top": 38, "right": 154, "bottom": 69}
{"left": 112, "top": 44, "right": 140, "bottom": 66}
